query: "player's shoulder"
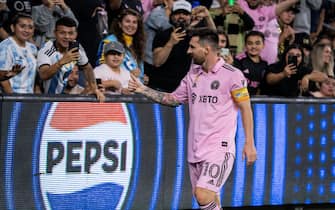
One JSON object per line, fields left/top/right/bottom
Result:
{"left": 221, "top": 62, "right": 241, "bottom": 73}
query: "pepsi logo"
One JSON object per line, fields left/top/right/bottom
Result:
{"left": 38, "top": 102, "right": 134, "bottom": 210}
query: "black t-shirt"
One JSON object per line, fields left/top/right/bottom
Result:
{"left": 66, "top": 0, "right": 102, "bottom": 65}
{"left": 264, "top": 62, "right": 312, "bottom": 97}
{"left": 233, "top": 54, "right": 268, "bottom": 95}
{"left": 149, "top": 27, "right": 192, "bottom": 92}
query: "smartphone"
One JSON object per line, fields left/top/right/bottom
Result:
{"left": 175, "top": 21, "right": 186, "bottom": 32}
{"left": 220, "top": 48, "right": 230, "bottom": 57}
{"left": 96, "top": 78, "right": 102, "bottom": 85}
{"left": 68, "top": 40, "right": 80, "bottom": 52}
{"left": 287, "top": 55, "right": 298, "bottom": 67}
{"left": 228, "top": 0, "right": 235, "bottom": 6}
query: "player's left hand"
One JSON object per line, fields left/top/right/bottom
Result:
{"left": 242, "top": 142, "right": 257, "bottom": 166}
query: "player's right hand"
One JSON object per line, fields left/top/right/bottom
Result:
{"left": 128, "top": 74, "right": 142, "bottom": 93}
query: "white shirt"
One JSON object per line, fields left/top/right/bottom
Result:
{"left": 94, "top": 64, "right": 131, "bottom": 94}
{"left": 37, "top": 40, "right": 89, "bottom": 94}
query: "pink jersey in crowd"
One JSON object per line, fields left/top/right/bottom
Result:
{"left": 171, "top": 59, "right": 249, "bottom": 163}
{"left": 238, "top": 0, "right": 280, "bottom": 64}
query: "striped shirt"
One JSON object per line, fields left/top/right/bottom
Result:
{"left": 0, "top": 37, "right": 37, "bottom": 93}
{"left": 37, "top": 40, "right": 88, "bottom": 94}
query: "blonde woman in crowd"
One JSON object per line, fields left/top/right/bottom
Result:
{"left": 301, "top": 44, "right": 334, "bottom": 93}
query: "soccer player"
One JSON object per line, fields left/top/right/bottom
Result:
{"left": 128, "top": 28, "right": 257, "bottom": 209}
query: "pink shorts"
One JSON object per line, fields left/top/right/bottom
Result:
{"left": 188, "top": 152, "right": 235, "bottom": 194}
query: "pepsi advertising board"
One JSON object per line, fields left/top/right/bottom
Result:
{"left": 0, "top": 100, "right": 335, "bottom": 210}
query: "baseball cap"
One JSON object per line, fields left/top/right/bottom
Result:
{"left": 104, "top": 41, "right": 125, "bottom": 55}
{"left": 0, "top": 0, "right": 7, "bottom": 3}
{"left": 172, "top": 0, "right": 192, "bottom": 14}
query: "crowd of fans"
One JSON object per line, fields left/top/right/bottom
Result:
{"left": 0, "top": 0, "right": 334, "bottom": 99}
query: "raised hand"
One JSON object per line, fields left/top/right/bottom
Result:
{"left": 168, "top": 27, "right": 187, "bottom": 46}
{"left": 283, "top": 63, "right": 297, "bottom": 78}
{"left": 59, "top": 48, "right": 80, "bottom": 65}
{"left": 128, "top": 74, "right": 143, "bottom": 93}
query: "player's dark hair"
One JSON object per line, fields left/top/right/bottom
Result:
{"left": 190, "top": 27, "right": 219, "bottom": 50}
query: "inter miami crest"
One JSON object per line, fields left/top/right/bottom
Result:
{"left": 211, "top": 80, "right": 220, "bottom": 90}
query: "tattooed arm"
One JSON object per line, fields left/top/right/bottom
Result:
{"left": 128, "top": 74, "right": 180, "bottom": 107}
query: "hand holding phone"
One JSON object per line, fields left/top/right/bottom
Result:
{"left": 220, "top": 48, "right": 230, "bottom": 57}
{"left": 96, "top": 78, "right": 102, "bottom": 85}
{"left": 287, "top": 55, "right": 298, "bottom": 67}
{"left": 96, "top": 78, "right": 105, "bottom": 91}
{"left": 68, "top": 40, "right": 80, "bottom": 52}
{"left": 175, "top": 21, "right": 186, "bottom": 32}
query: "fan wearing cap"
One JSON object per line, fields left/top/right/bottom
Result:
{"left": 150, "top": 0, "right": 193, "bottom": 92}
{"left": 96, "top": 8, "right": 147, "bottom": 84}
{"left": 94, "top": 41, "right": 132, "bottom": 95}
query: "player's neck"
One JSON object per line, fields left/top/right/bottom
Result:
{"left": 202, "top": 54, "right": 219, "bottom": 72}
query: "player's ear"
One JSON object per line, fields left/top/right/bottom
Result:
{"left": 204, "top": 46, "right": 210, "bottom": 55}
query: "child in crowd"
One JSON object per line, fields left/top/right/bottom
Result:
{"left": 63, "top": 64, "right": 84, "bottom": 94}
{"left": 94, "top": 41, "right": 132, "bottom": 95}
{"left": 233, "top": 31, "right": 268, "bottom": 95}
{"left": 96, "top": 8, "right": 147, "bottom": 84}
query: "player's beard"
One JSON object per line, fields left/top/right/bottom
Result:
{"left": 192, "top": 55, "right": 206, "bottom": 65}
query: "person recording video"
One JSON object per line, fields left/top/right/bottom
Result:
{"left": 263, "top": 44, "right": 312, "bottom": 97}
{"left": 37, "top": 17, "right": 105, "bottom": 101}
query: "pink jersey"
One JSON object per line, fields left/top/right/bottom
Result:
{"left": 238, "top": 0, "right": 276, "bottom": 32}
{"left": 171, "top": 59, "right": 249, "bottom": 163}
{"left": 238, "top": 0, "right": 279, "bottom": 64}
{"left": 261, "top": 18, "right": 280, "bottom": 64}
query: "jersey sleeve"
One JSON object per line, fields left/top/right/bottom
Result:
{"left": 230, "top": 70, "right": 250, "bottom": 103}
{"left": 171, "top": 71, "right": 191, "bottom": 104}
{"left": 0, "top": 42, "right": 13, "bottom": 71}
{"left": 37, "top": 46, "right": 52, "bottom": 68}
{"left": 78, "top": 44, "right": 89, "bottom": 66}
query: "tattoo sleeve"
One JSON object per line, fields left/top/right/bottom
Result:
{"left": 140, "top": 86, "right": 180, "bottom": 107}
